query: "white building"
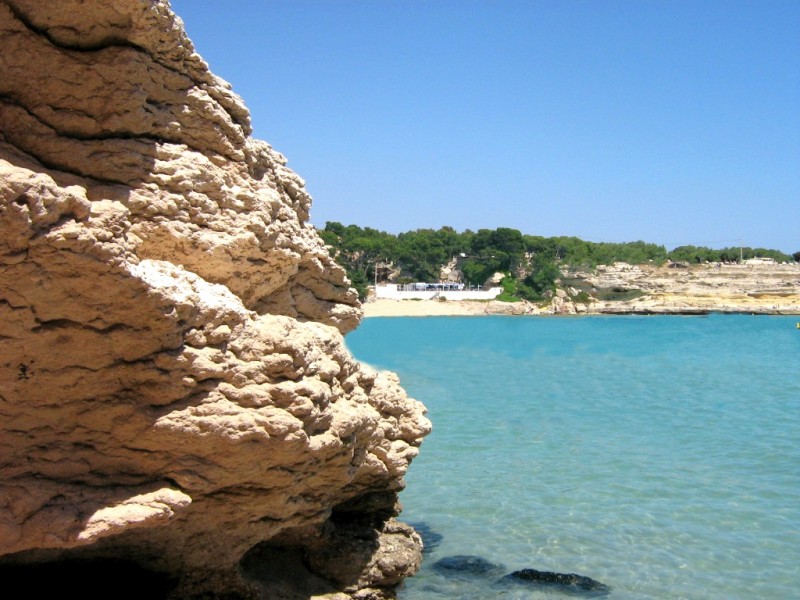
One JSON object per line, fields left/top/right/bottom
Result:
{"left": 374, "top": 283, "right": 503, "bottom": 301}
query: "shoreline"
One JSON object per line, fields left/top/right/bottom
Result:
{"left": 362, "top": 296, "right": 800, "bottom": 318}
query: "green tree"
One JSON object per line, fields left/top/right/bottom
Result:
{"left": 669, "top": 245, "right": 717, "bottom": 263}
{"left": 521, "top": 255, "right": 560, "bottom": 300}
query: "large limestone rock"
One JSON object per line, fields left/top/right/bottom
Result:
{"left": 0, "top": 1, "right": 430, "bottom": 598}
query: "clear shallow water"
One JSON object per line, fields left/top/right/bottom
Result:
{"left": 345, "top": 315, "right": 800, "bottom": 600}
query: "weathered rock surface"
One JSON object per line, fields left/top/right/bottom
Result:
{"left": 0, "top": 1, "right": 430, "bottom": 598}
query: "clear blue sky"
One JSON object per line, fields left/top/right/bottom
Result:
{"left": 171, "top": 0, "right": 799, "bottom": 253}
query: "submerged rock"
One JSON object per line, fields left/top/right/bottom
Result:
{"left": 432, "top": 555, "right": 505, "bottom": 579}
{"left": 429, "top": 554, "right": 610, "bottom": 597}
{"left": 503, "top": 568, "right": 611, "bottom": 595}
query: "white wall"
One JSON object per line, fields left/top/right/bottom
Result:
{"left": 374, "top": 284, "right": 503, "bottom": 301}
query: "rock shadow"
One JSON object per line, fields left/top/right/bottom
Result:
{"left": 407, "top": 520, "right": 443, "bottom": 555}
{"left": 241, "top": 497, "right": 415, "bottom": 600}
{"left": 0, "top": 557, "right": 176, "bottom": 599}
{"left": 431, "top": 554, "right": 505, "bottom": 580}
{"left": 240, "top": 544, "right": 341, "bottom": 600}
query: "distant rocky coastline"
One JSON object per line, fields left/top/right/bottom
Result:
{"left": 364, "top": 261, "right": 800, "bottom": 317}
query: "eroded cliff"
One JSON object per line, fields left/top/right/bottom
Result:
{"left": 0, "top": 1, "right": 430, "bottom": 598}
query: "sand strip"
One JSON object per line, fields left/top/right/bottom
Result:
{"left": 362, "top": 299, "right": 491, "bottom": 317}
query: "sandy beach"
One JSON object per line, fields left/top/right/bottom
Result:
{"left": 362, "top": 298, "right": 493, "bottom": 317}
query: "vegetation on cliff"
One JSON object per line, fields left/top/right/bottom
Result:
{"left": 668, "top": 244, "right": 795, "bottom": 265}
{"left": 318, "top": 222, "right": 796, "bottom": 300}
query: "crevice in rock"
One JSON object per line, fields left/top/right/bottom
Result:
{"left": 3, "top": 1, "right": 253, "bottom": 139}
{"left": 4, "top": 0, "right": 147, "bottom": 54}
{"left": 0, "top": 94, "right": 231, "bottom": 164}
{"left": 3, "top": 0, "right": 211, "bottom": 99}
{"left": 31, "top": 319, "right": 132, "bottom": 334}
{"left": 0, "top": 116, "right": 132, "bottom": 187}
{"left": 205, "top": 484, "right": 274, "bottom": 499}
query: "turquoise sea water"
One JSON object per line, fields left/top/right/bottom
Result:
{"left": 345, "top": 315, "right": 800, "bottom": 599}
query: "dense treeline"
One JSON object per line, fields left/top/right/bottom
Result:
{"left": 667, "top": 245, "right": 793, "bottom": 264}
{"left": 318, "top": 222, "right": 797, "bottom": 300}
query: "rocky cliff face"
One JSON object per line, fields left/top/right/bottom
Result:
{"left": 0, "top": 1, "right": 430, "bottom": 598}
{"left": 570, "top": 261, "right": 800, "bottom": 314}
{"left": 470, "top": 262, "right": 799, "bottom": 316}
